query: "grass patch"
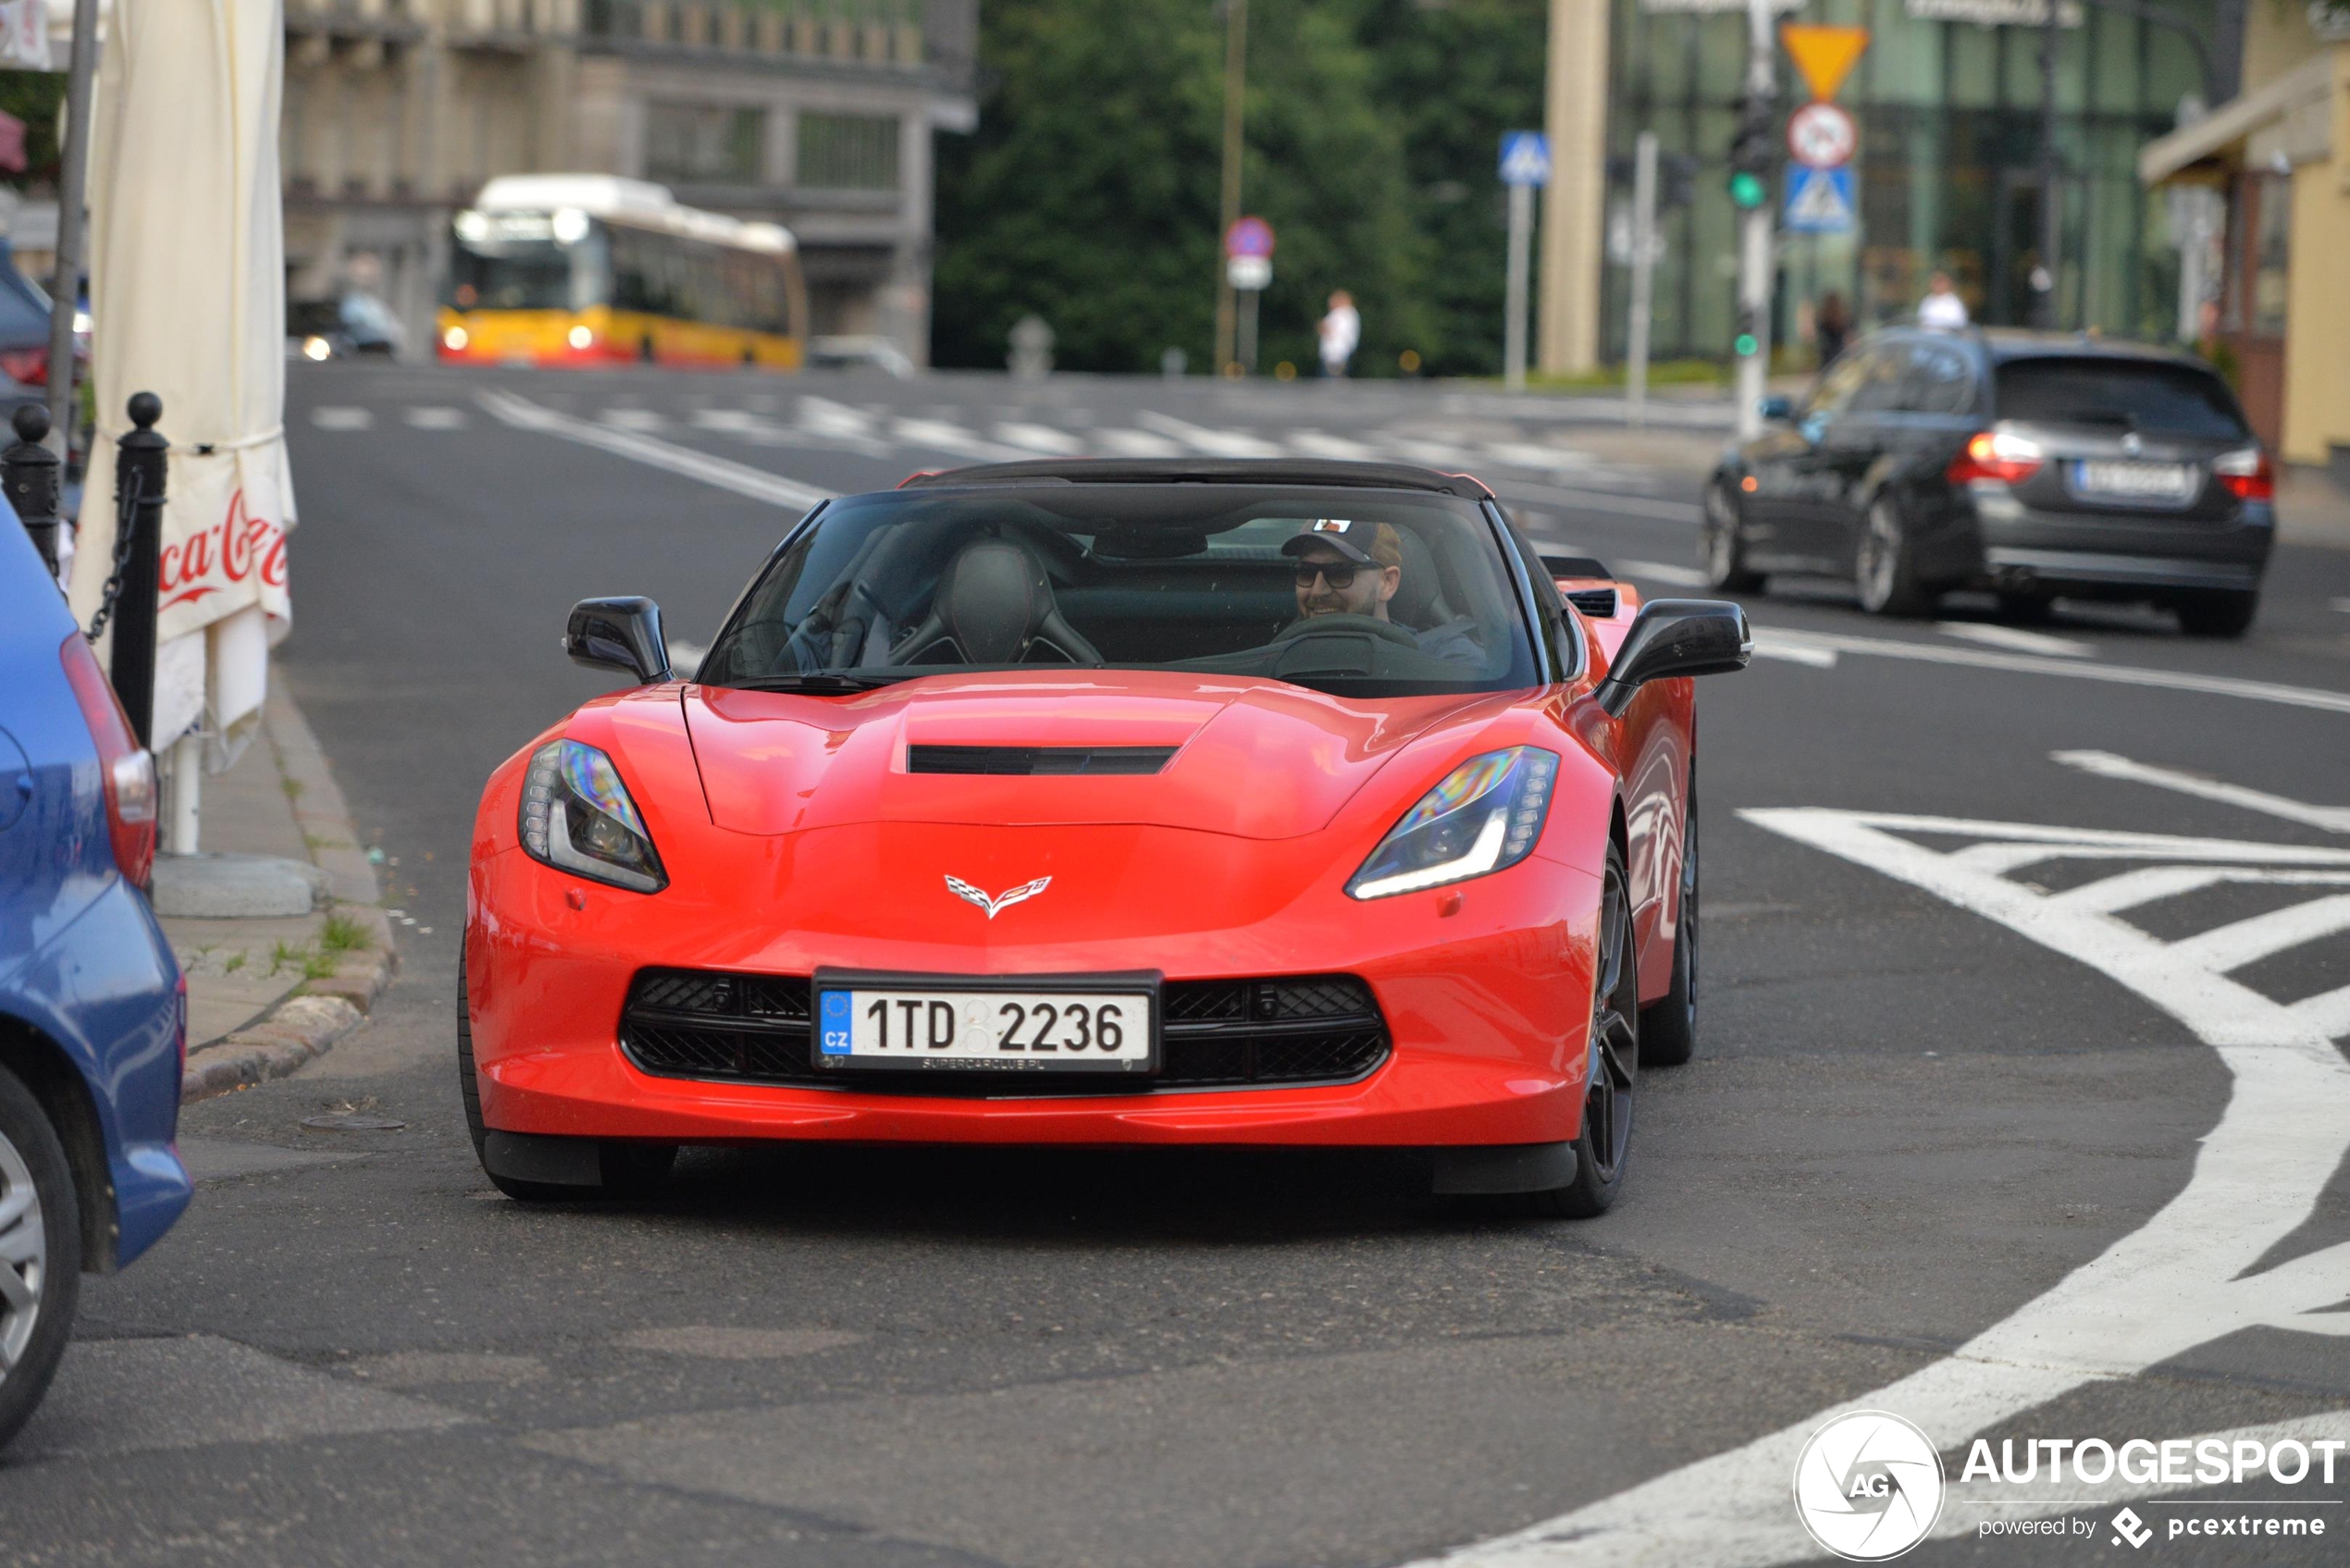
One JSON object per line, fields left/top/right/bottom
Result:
{"left": 222, "top": 951, "right": 247, "bottom": 974}
{"left": 321, "top": 912, "right": 372, "bottom": 954}
{"left": 281, "top": 775, "right": 305, "bottom": 801}
{"left": 269, "top": 939, "right": 302, "bottom": 976}
{"left": 302, "top": 949, "right": 340, "bottom": 981}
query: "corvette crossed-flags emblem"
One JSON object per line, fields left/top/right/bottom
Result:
{"left": 944, "top": 874, "right": 1052, "bottom": 920}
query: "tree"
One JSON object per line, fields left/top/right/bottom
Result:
{"left": 933, "top": 0, "right": 1434, "bottom": 376}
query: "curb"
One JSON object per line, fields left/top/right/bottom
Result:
{"left": 179, "top": 686, "right": 399, "bottom": 1104}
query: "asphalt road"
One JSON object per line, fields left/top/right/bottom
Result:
{"left": 7, "top": 363, "right": 2349, "bottom": 1567}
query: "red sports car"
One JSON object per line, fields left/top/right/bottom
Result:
{"left": 462, "top": 460, "right": 1748, "bottom": 1216}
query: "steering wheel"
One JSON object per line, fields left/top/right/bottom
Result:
{"left": 1274, "top": 612, "right": 1418, "bottom": 649}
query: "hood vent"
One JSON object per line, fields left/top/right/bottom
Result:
{"left": 1564, "top": 587, "right": 1618, "bottom": 619}
{"left": 908, "top": 744, "right": 1179, "bottom": 776}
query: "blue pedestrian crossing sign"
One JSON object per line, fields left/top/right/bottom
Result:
{"left": 1498, "top": 132, "right": 1552, "bottom": 188}
{"left": 1783, "top": 166, "right": 1855, "bottom": 234}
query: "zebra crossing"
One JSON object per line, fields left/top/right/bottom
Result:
{"left": 302, "top": 389, "right": 1675, "bottom": 499}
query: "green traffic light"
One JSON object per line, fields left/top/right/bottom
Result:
{"left": 1728, "top": 171, "right": 1766, "bottom": 210}
{"left": 1733, "top": 332, "right": 1759, "bottom": 358}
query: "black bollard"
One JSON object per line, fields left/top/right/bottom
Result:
{"left": 2, "top": 401, "right": 60, "bottom": 578}
{"left": 110, "top": 392, "right": 167, "bottom": 747}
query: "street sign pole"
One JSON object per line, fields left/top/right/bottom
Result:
{"left": 1214, "top": 0, "right": 1248, "bottom": 377}
{"left": 1626, "top": 131, "right": 1658, "bottom": 428}
{"left": 1497, "top": 132, "right": 1551, "bottom": 394}
{"left": 1503, "top": 181, "right": 1532, "bottom": 392}
{"left": 1735, "top": 0, "right": 1776, "bottom": 441}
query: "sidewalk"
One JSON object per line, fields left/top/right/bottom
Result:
{"left": 2278, "top": 464, "right": 2350, "bottom": 551}
{"left": 158, "top": 685, "right": 397, "bottom": 1103}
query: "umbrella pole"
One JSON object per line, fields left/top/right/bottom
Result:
{"left": 44, "top": 0, "right": 98, "bottom": 460}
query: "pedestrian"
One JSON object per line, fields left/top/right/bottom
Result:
{"left": 1918, "top": 271, "right": 1969, "bottom": 330}
{"left": 1814, "top": 290, "right": 1850, "bottom": 366}
{"left": 1317, "top": 290, "right": 1360, "bottom": 378}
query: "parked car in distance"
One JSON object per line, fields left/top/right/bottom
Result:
{"left": 1706, "top": 330, "right": 2274, "bottom": 636}
{"left": 289, "top": 291, "right": 403, "bottom": 362}
{"left": 0, "top": 510, "right": 192, "bottom": 1450}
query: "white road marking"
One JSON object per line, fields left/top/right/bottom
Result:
{"left": 1743, "top": 627, "right": 2350, "bottom": 717}
{"left": 1614, "top": 559, "right": 1709, "bottom": 588}
{"left": 994, "top": 421, "right": 1086, "bottom": 455}
{"left": 797, "top": 394, "right": 893, "bottom": 454}
{"left": 1748, "top": 628, "right": 1840, "bottom": 668}
{"left": 476, "top": 388, "right": 833, "bottom": 511}
{"left": 1092, "top": 426, "right": 1185, "bottom": 458}
{"left": 2331, "top": 598, "right": 2350, "bottom": 614}
{"left": 1427, "top": 805, "right": 2350, "bottom": 1568}
{"left": 2052, "top": 748, "right": 2350, "bottom": 833}
{"left": 2169, "top": 892, "right": 2350, "bottom": 971}
{"left": 309, "top": 405, "right": 372, "bottom": 430}
{"left": 1382, "top": 437, "right": 1484, "bottom": 472}
{"left": 1285, "top": 429, "right": 1380, "bottom": 463}
{"left": 892, "top": 416, "right": 1026, "bottom": 463}
{"left": 1137, "top": 410, "right": 1285, "bottom": 459}
{"left": 1935, "top": 621, "right": 2095, "bottom": 658}
{"left": 1496, "top": 478, "right": 1706, "bottom": 524}
{"left": 599, "top": 408, "right": 666, "bottom": 431}
{"left": 402, "top": 405, "right": 467, "bottom": 430}
{"left": 1481, "top": 441, "right": 1598, "bottom": 473}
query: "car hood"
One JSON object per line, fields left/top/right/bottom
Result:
{"left": 682, "top": 671, "right": 1510, "bottom": 840}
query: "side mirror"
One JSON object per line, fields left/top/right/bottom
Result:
{"left": 1594, "top": 599, "right": 1751, "bottom": 716}
{"left": 564, "top": 596, "right": 672, "bottom": 685}
{"left": 1757, "top": 394, "right": 1795, "bottom": 424}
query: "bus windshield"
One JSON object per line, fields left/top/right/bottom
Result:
{"left": 448, "top": 235, "right": 600, "bottom": 313}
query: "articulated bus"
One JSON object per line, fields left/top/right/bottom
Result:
{"left": 438, "top": 176, "right": 807, "bottom": 370}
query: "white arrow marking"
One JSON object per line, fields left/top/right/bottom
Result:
{"left": 2053, "top": 749, "right": 2350, "bottom": 833}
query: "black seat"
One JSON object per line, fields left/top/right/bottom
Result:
{"left": 889, "top": 537, "right": 1104, "bottom": 665}
{"left": 1388, "top": 525, "right": 1454, "bottom": 631}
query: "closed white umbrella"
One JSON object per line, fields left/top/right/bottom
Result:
{"left": 68, "top": 0, "right": 291, "bottom": 851}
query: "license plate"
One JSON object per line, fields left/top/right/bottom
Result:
{"left": 812, "top": 973, "right": 1156, "bottom": 1074}
{"left": 2071, "top": 460, "right": 2195, "bottom": 502}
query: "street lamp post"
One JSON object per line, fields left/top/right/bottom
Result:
{"left": 1732, "top": 0, "right": 1776, "bottom": 439}
{"left": 1214, "top": 0, "right": 1248, "bottom": 377}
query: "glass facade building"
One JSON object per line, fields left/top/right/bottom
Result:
{"left": 1602, "top": 0, "right": 2214, "bottom": 362}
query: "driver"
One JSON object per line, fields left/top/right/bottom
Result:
{"left": 1280, "top": 521, "right": 1480, "bottom": 664}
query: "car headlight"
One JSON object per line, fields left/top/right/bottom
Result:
{"left": 1347, "top": 747, "right": 1558, "bottom": 900}
{"left": 519, "top": 739, "right": 667, "bottom": 893}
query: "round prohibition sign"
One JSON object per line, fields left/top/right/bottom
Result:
{"left": 1787, "top": 102, "right": 1858, "bottom": 169}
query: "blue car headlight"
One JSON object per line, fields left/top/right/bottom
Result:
{"left": 1347, "top": 747, "right": 1559, "bottom": 900}
{"left": 518, "top": 739, "right": 667, "bottom": 893}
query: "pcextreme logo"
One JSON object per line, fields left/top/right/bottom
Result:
{"left": 1792, "top": 1410, "right": 1947, "bottom": 1561}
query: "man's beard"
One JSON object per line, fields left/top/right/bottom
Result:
{"left": 1304, "top": 590, "right": 1352, "bottom": 615}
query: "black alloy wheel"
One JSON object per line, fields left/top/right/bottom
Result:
{"left": 1640, "top": 775, "right": 1701, "bottom": 1068}
{"left": 1527, "top": 843, "right": 1639, "bottom": 1218}
{"left": 1855, "top": 496, "right": 1933, "bottom": 617}
{"left": 1702, "top": 479, "right": 1765, "bottom": 593}
{"left": 2174, "top": 589, "right": 2258, "bottom": 639}
{"left": 0, "top": 1066, "right": 80, "bottom": 1451}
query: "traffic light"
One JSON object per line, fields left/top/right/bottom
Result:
{"left": 1732, "top": 307, "right": 1761, "bottom": 360}
{"left": 1726, "top": 89, "right": 1776, "bottom": 210}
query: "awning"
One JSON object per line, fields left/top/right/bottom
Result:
{"left": 2139, "top": 52, "right": 2337, "bottom": 185}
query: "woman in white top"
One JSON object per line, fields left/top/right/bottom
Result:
{"left": 1918, "top": 272, "right": 1969, "bottom": 330}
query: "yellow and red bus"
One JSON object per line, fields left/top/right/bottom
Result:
{"left": 438, "top": 176, "right": 807, "bottom": 371}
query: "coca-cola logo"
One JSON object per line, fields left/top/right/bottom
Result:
{"left": 159, "top": 487, "right": 286, "bottom": 611}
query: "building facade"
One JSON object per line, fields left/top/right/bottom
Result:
{"left": 1550, "top": 0, "right": 2222, "bottom": 367}
{"left": 280, "top": 0, "right": 976, "bottom": 363}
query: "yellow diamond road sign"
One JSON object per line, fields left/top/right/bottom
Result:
{"left": 1780, "top": 24, "right": 1869, "bottom": 103}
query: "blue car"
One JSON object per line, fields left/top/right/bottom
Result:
{"left": 0, "top": 510, "right": 190, "bottom": 1447}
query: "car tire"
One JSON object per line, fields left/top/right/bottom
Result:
{"left": 1702, "top": 479, "right": 1766, "bottom": 593}
{"left": 0, "top": 1066, "right": 81, "bottom": 1452}
{"left": 458, "top": 957, "right": 679, "bottom": 1202}
{"left": 1640, "top": 775, "right": 1700, "bottom": 1068}
{"left": 1524, "top": 843, "right": 1639, "bottom": 1218}
{"left": 2174, "top": 589, "right": 2257, "bottom": 639}
{"left": 1854, "top": 496, "right": 1934, "bottom": 618}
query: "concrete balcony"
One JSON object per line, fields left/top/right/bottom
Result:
{"left": 579, "top": 0, "right": 975, "bottom": 90}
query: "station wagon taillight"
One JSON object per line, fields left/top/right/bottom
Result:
{"left": 1946, "top": 431, "right": 2044, "bottom": 488}
{"left": 2214, "top": 447, "right": 2273, "bottom": 502}
{"left": 58, "top": 631, "right": 156, "bottom": 889}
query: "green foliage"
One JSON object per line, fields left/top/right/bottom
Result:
{"left": 0, "top": 71, "right": 66, "bottom": 186}
{"left": 932, "top": 0, "right": 1540, "bottom": 377}
{"left": 321, "top": 912, "right": 373, "bottom": 954}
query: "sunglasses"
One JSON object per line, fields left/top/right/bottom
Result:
{"left": 1293, "top": 561, "right": 1364, "bottom": 589}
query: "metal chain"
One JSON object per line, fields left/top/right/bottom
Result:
{"left": 81, "top": 467, "right": 142, "bottom": 643}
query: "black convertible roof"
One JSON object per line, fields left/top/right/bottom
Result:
{"left": 896, "top": 457, "right": 1496, "bottom": 500}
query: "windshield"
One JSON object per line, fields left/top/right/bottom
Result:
{"left": 448, "top": 220, "right": 609, "bottom": 313}
{"left": 699, "top": 485, "right": 1541, "bottom": 698}
{"left": 1994, "top": 358, "right": 2248, "bottom": 439}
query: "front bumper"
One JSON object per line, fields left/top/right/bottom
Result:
{"left": 467, "top": 840, "right": 1602, "bottom": 1151}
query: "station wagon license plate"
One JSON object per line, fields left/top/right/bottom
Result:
{"left": 2071, "top": 460, "right": 2196, "bottom": 503}
{"left": 813, "top": 975, "right": 1156, "bottom": 1073}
